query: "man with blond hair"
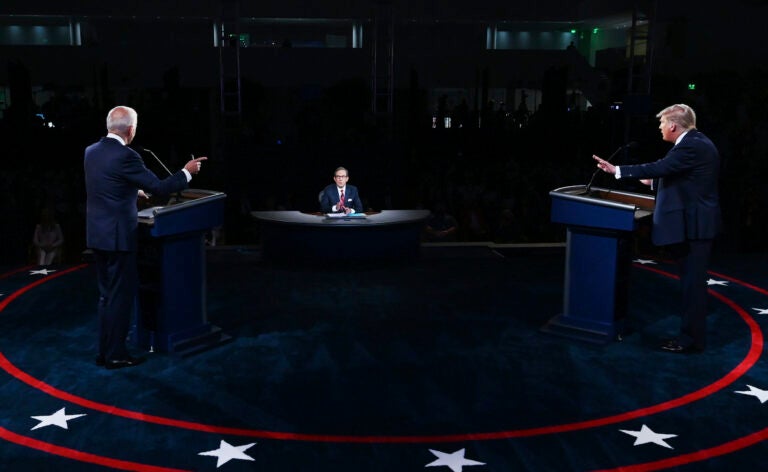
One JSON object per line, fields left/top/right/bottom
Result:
{"left": 593, "top": 104, "right": 721, "bottom": 353}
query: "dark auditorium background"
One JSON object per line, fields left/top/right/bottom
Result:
{"left": 1, "top": 0, "right": 768, "bottom": 263}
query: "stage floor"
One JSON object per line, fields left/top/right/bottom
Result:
{"left": 0, "top": 244, "right": 767, "bottom": 471}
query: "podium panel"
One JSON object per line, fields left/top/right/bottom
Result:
{"left": 544, "top": 185, "right": 654, "bottom": 343}
{"left": 136, "top": 189, "right": 230, "bottom": 355}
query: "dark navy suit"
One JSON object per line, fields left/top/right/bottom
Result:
{"left": 319, "top": 184, "right": 363, "bottom": 213}
{"left": 618, "top": 129, "right": 721, "bottom": 349}
{"left": 84, "top": 136, "right": 188, "bottom": 361}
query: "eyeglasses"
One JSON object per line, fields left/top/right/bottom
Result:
{"left": 334, "top": 175, "right": 348, "bottom": 179}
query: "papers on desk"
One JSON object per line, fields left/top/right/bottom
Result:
{"left": 325, "top": 213, "right": 366, "bottom": 219}
{"left": 138, "top": 206, "right": 164, "bottom": 219}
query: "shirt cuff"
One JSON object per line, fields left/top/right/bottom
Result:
{"left": 615, "top": 166, "right": 622, "bottom": 179}
{"left": 182, "top": 169, "right": 192, "bottom": 182}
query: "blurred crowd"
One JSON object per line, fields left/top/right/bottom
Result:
{"left": 1, "top": 67, "right": 766, "bottom": 265}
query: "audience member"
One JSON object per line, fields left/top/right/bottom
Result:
{"left": 424, "top": 203, "right": 458, "bottom": 242}
{"left": 32, "top": 208, "right": 64, "bottom": 265}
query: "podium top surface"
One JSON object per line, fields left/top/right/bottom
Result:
{"left": 138, "top": 189, "right": 226, "bottom": 223}
{"left": 551, "top": 185, "right": 655, "bottom": 217}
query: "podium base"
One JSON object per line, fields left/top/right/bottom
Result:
{"left": 171, "top": 325, "right": 234, "bottom": 357}
{"left": 135, "top": 324, "right": 234, "bottom": 357}
{"left": 541, "top": 314, "right": 623, "bottom": 344}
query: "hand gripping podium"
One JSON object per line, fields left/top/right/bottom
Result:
{"left": 136, "top": 189, "right": 230, "bottom": 355}
{"left": 544, "top": 185, "right": 655, "bottom": 343}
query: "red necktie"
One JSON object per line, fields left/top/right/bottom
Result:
{"left": 339, "top": 189, "right": 345, "bottom": 211}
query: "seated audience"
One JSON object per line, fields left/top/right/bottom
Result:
{"left": 33, "top": 208, "right": 64, "bottom": 265}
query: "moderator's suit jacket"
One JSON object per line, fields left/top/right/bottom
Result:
{"left": 319, "top": 184, "right": 364, "bottom": 213}
{"left": 84, "top": 137, "right": 189, "bottom": 252}
{"left": 619, "top": 129, "right": 721, "bottom": 246}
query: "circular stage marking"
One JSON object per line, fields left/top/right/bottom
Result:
{"left": 0, "top": 262, "right": 764, "bottom": 471}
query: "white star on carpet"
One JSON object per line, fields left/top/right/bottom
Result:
{"left": 752, "top": 308, "right": 768, "bottom": 315}
{"left": 29, "top": 268, "right": 56, "bottom": 275}
{"left": 619, "top": 424, "right": 677, "bottom": 449}
{"left": 633, "top": 259, "right": 657, "bottom": 265}
{"left": 706, "top": 278, "right": 728, "bottom": 286}
{"left": 199, "top": 440, "right": 256, "bottom": 467}
{"left": 426, "top": 448, "right": 485, "bottom": 472}
{"left": 31, "top": 407, "right": 86, "bottom": 430}
{"left": 735, "top": 385, "right": 768, "bottom": 403}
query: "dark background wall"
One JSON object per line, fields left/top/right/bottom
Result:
{"left": 1, "top": 0, "right": 768, "bottom": 264}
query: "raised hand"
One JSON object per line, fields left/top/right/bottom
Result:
{"left": 592, "top": 154, "right": 616, "bottom": 174}
{"left": 184, "top": 156, "right": 208, "bottom": 175}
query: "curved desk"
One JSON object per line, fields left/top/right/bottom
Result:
{"left": 251, "top": 210, "right": 430, "bottom": 262}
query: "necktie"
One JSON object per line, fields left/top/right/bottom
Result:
{"left": 339, "top": 189, "right": 345, "bottom": 211}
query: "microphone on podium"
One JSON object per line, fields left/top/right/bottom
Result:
{"left": 585, "top": 141, "right": 638, "bottom": 194}
{"left": 136, "top": 146, "right": 174, "bottom": 177}
{"left": 135, "top": 146, "right": 184, "bottom": 203}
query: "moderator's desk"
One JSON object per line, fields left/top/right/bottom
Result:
{"left": 252, "top": 210, "right": 430, "bottom": 262}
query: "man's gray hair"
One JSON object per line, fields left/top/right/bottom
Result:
{"left": 106, "top": 106, "right": 138, "bottom": 133}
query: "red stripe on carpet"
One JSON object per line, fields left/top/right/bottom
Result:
{"left": 0, "top": 426, "right": 190, "bottom": 472}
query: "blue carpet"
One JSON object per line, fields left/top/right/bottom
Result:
{"left": 1, "top": 246, "right": 768, "bottom": 471}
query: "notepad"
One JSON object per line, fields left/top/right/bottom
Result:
{"left": 325, "top": 213, "right": 366, "bottom": 219}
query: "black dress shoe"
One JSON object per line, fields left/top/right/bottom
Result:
{"left": 660, "top": 341, "right": 703, "bottom": 354}
{"left": 105, "top": 356, "right": 145, "bottom": 370}
{"left": 95, "top": 355, "right": 105, "bottom": 366}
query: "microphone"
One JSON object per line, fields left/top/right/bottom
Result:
{"left": 135, "top": 146, "right": 183, "bottom": 203}
{"left": 585, "top": 141, "right": 638, "bottom": 194}
{"left": 137, "top": 146, "right": 174, "bottom": 177}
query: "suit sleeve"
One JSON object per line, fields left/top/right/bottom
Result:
{"left": 319, "top": 188, "right": 334, "bottom": 213}
{"left": 122, "top": 150, "right": 188, "bottom": 197}
{"left": 619, "top": 142, "right": 697, "bottom": 180}
{"left": 352, "top": 191, "right": 364, "bottom": 212}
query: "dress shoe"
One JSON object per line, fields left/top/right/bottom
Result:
{"left": 105, "top": 356, "right": 145, "bottom": 370}
{"left": 660, "top": 339, "right": 679, "bottom": 349}
{"left": 660, "top": 340, "right": 702, "bottom": 354}
{"left": 95, "top": 355, "right": 105, "bottom": 367}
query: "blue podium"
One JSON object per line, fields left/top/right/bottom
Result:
{"left": 136, "top": 189, "right": 229, "bottom": 355}
{"left": 544, "top": 185, "right": 655, "bottom": 343}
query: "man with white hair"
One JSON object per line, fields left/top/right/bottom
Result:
{"left": 84, "top": 105, "right": 207, "bottom": 369}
